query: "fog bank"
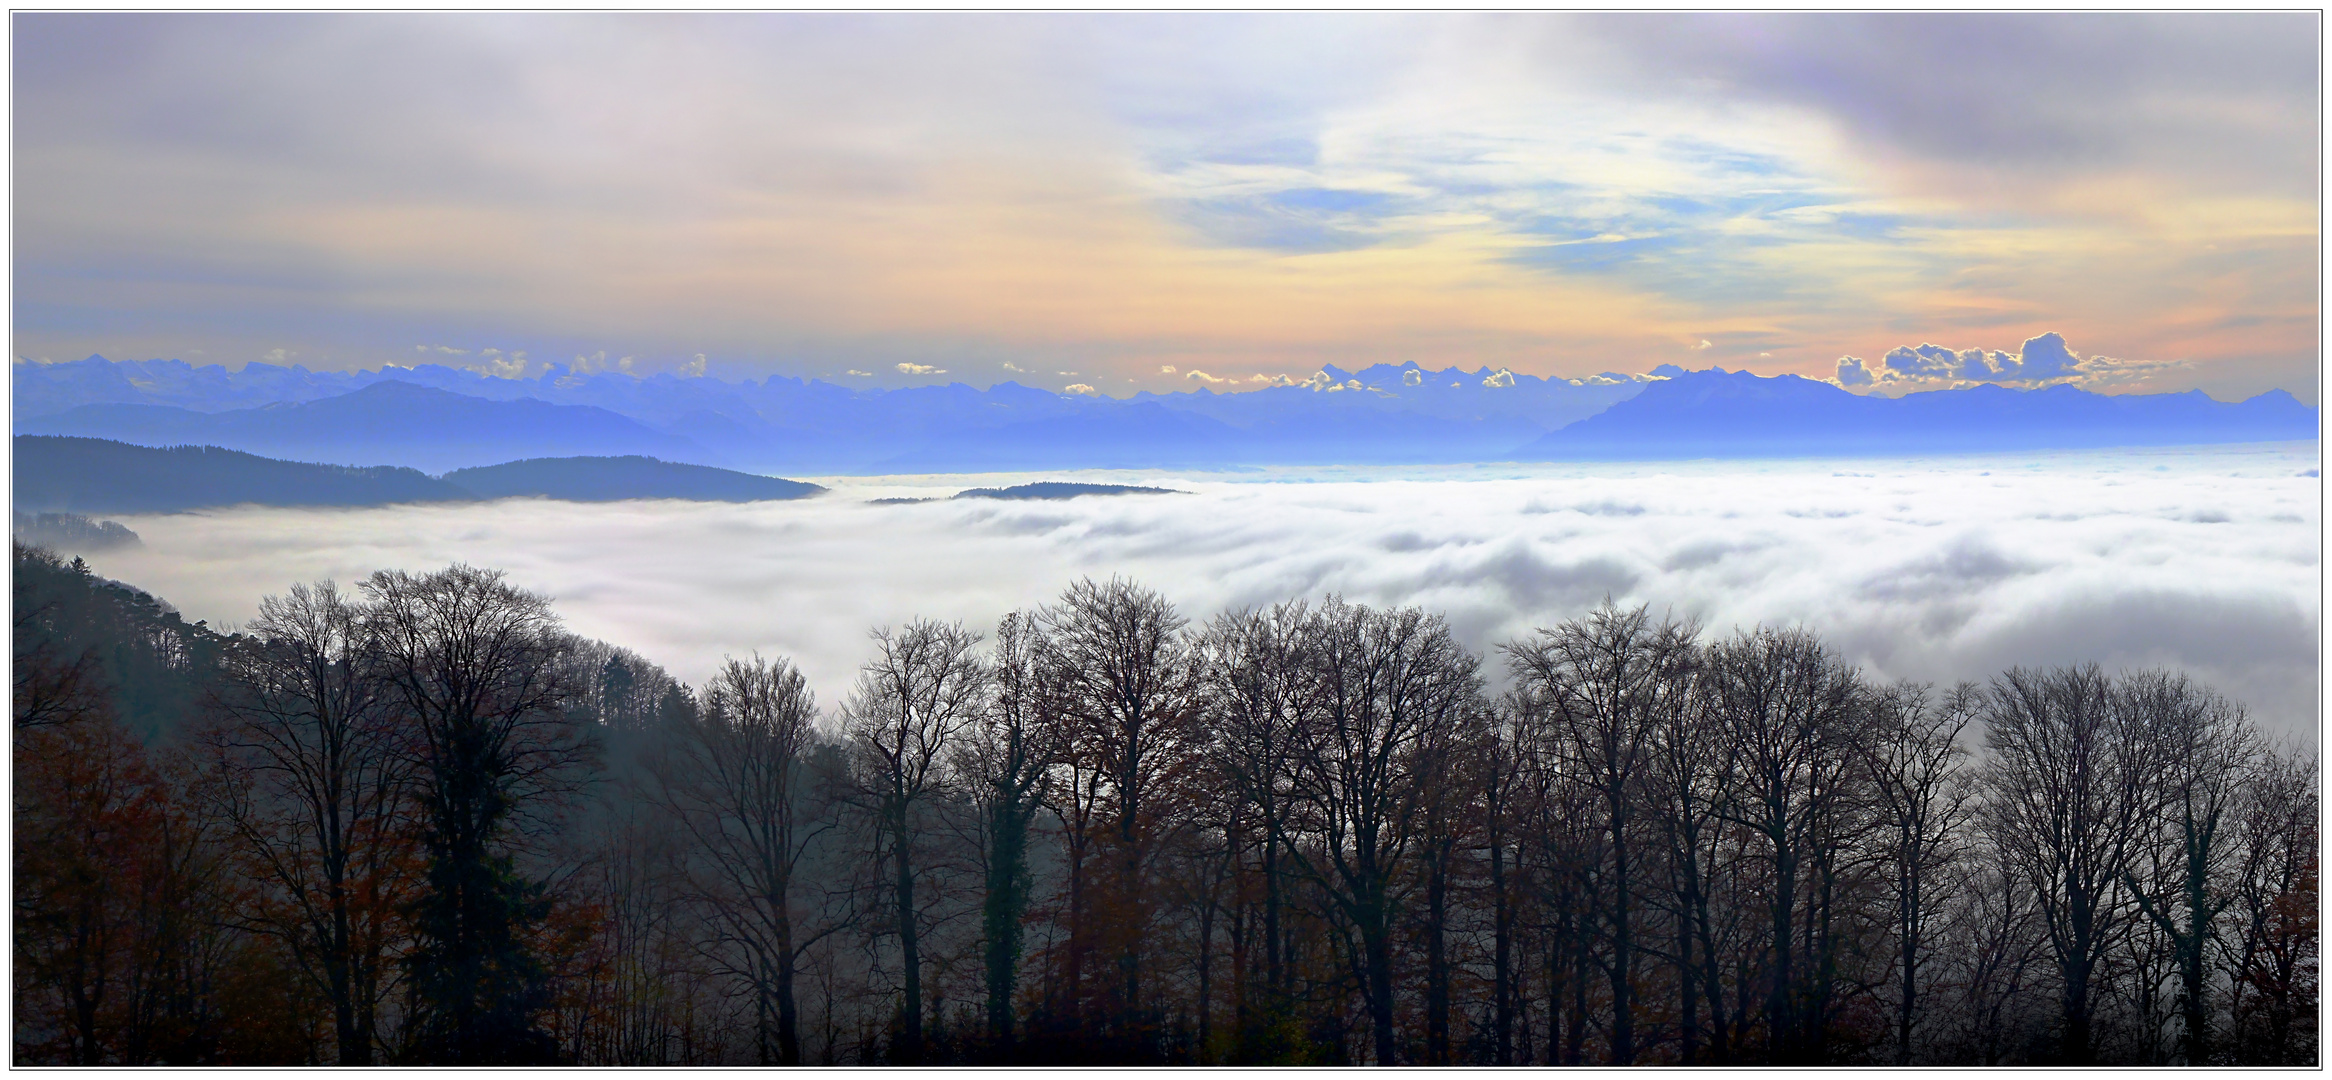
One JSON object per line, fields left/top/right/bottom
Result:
{"left": 91, "top": 444, "right": 2320, "bottom": 739}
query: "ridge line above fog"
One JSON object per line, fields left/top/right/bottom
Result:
{"left": 13, "top": 356, "right": 2318, "bottom": 476}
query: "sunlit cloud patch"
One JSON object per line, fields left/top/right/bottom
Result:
{"left": 90, "top": 444, "right": 2319, "bottom": 739}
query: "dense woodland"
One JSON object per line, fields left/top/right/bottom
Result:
{"left": 12, "top": 543, "right": 2318, "bottom": 1066}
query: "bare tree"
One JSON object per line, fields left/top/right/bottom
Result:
{"left": 1478, "top": 693, "right": 1532, "bottom": 1065}
{"left": 1038, "top": 577, "right": 1197, "bottom": 1044}
{"left": 1936, "top": 840, "right": 2051, "bottom": 1064}
{"left": 952, "top": 611, "right": 1059, "bottom": 1049}
{"left": 2117, "top": 670, "right": 2259, "bottom": 1064}
{"left": 1980, "top": 663, "right": 2160, "bottom": 1065}
{"left": 1194, "top": 599, "right": 1315, "bottom": 1053}
{"left": 364, "top": 564, "right": 588, "bottom": 1064}
{"left": 1282, "top": 598, "right": 1482, "bottom": 1065}
{"left": 204, "top": 580, "right": 411, "bottom": 1064}
{"left": 1705, "top": 624, "right": 1871, "bottom": 1063}
{"left": 1863, "top": 680, "right": 1978, "bottom": 1064}
{"left": 841, "top": 618, "right": 984, "bottom": 1062}
{"left": 1505, "top": 602, "right": 1696, "bottom": 1065}
{"left": 656, "top": 654, "right": 836, "bottom": 1063}
{"left": 1643, "top": 640, "right": 1734, "bottom": 1063}
{"left": 2225, "top": 740, "right": 2318, "bottom": 1064}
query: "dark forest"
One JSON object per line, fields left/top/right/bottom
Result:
{"left": 12, "top": 544, "right": 2317, "bottom": 1066}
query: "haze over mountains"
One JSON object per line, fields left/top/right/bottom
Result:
{"left": 14, "top": 354, "right": 2317, "bottom": 475}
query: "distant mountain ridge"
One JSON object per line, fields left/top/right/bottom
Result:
{"left": 12, "top": 355, "right": 2318, "bottom": 474}
{"left": 1510, "top": 368, "right": 2319, "bottom": 459}
{"left": 14, "top": 437, "right": 823, "bottom": 514}
{"left": 15, "top": 355, "right": 1650, "bottom": 473}
{"left": 20, "top": 380, "right": 705, "bottom": 473}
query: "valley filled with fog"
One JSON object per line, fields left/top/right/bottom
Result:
{"left": 89, "top": 443, "right": 2321, "bottom": 740}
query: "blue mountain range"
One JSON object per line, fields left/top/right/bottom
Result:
{"left": 11, "top": 355, "right": 2316, "bottom": 475}
{"left": 1512, "top": 368, "right": 2319, "bottom": 459}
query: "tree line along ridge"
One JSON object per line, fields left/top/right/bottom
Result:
{"left": 12, "top": 545, "right": 2317, "bottom": 1066}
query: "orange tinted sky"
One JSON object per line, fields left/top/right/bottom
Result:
{"left": 12, "top": 13, "right": 2319, "bottom": 401}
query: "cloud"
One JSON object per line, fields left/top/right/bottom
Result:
{"left": 2016, "top": 332, "right": 2078, "bottom": 380}
{"left": 844, "top": 369, "right": 875, "bottom": 377}
{"left": 1481, "top": 368, "right": 1516, "bottom": 388}
{"left": 1402, "top": 368, "right": 1422, "bottom": 386}
{"left": 91, "top": 444, "right": 2319, "bottom": 742}
{"left": 1692, "top": 339, "right": 1712, "bottom": 351}
{"left": 896, "top": 362, "right": 947, "bottom": 376}
{"left": 473, "top": 350, "right": 530, "bottom": 379}
{"left": 1183, "top": 369, "right": 1227, "bottom": 384}
{"left": 7, "top": 14, "right": 2314, "bottom": 401}
{"left": 1839, "top": 332, "right": 2190, "bottom": 393}
{"left": 262, "top": 347, "right": 294, "bottom": 362}
{"left": 1159, "top": 365, "right": 1177, "bottom": 374}
{"left": 1001, "top": 362, "right": 1028, "bottom": 373}
{"left": 570, "top": 350, "right": 633, "bottom": 377}
{"left": 1062, "top": 382, "right": 1098, "bottom": 395}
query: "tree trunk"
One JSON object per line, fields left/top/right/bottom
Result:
{"left": 775, "top": 913, "right": 801, "bottom": 1065}
{"left": 1897, "top": 855, "right": 1917, "bottom": 1065}
{"left": 983, "top": 801, "right": 1029, "bottom": 1048}
{"left": 1364, "top": 914, "right": 1396, "bottom": 1065}
{"left": 1608, "top": 801, "right": 1635, "bottom": 1065}
{"left": 1426, "top": 856, "right": 1450, "bottom": 1064}
{"left": 1196, "top": 896, "right": 1215, "bottom": 1063}
{"left": 1491, "top": 836, "right": 1513, "bottom": 1065}
{"left": 1770, "top": 838, "right": 1798, "bottom": 1061}
{"left": 1678, "top": 895, "right": 1698, "bottom": 1064}
{"left": 894, "top": 811, "right": 922, "bottom": 1064}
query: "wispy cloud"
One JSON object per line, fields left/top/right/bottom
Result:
{"left": 10, "top": 13, "right": 2315, "bottom": 400}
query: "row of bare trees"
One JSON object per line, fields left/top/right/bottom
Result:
{"left": 14, "top": 552, "right": 2318, "bottom": 1065}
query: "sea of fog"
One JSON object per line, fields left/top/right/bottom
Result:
{"left": 90, "top": 443, "right": 2321, "bottom": 740}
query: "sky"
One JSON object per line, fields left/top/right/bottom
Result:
{"left": 92, "top": 447, "right": 2322, "bottom": 743}
{"left": 12, "top": 13, "right": 2321, "bottom": 401}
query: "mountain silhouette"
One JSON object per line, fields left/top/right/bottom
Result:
{"left": 20, "top": 380, "right": 709, "bottom": 473}
{"left": 1510, "top": 369, "right": 2318, "bottom": 459}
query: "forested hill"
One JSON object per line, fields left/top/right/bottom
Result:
{"left": 17, "top": 436, "right": 472, "bottom": 513}
{"left": 441, "top": 456, "right": 823, "bottom": 502}
{"left": 13, "top": 550, "right": 2319, "bottom": 1066}
{"left": 952, "top": 482, "right": 1184, "bottom": 500}
{"left": 15, "top": 436, "right": 823, "bottom": 513}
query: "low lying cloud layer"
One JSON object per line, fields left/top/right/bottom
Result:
{"left": 91, "top": 446, "right": 2319, "bottom": 740}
